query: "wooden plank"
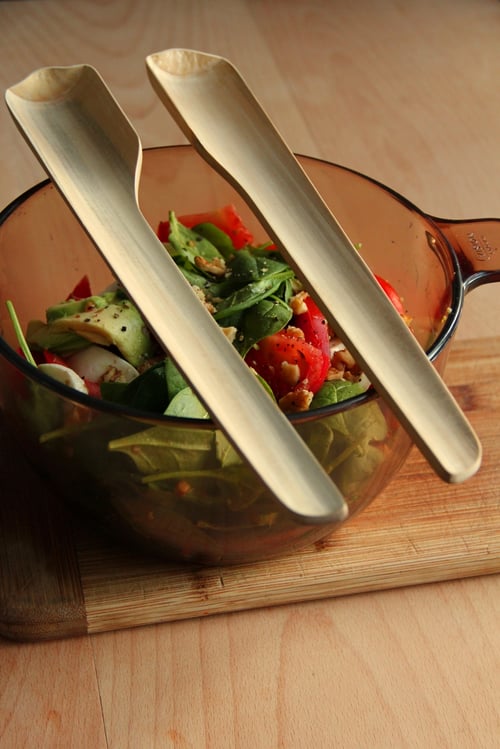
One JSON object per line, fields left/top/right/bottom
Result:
{"left": 1, "top": 337, "right": 499, "bottom": 640}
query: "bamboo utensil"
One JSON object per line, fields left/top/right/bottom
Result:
{"left": 146, "top": 48, "right": 482, "bottom": 484}
{"left": 5, "top": 64, "right": 348, "bottom": 523}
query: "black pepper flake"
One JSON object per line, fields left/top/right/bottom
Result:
{"left": 121, "top": 325, "right": 127, "bottom": 332}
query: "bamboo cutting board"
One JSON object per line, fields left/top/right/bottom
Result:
{"left": 0, "top": 337, "right": 499, "bottom": 642}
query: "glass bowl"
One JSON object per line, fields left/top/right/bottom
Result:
{"left": 1, "top": 146, "right": 499, "bottom": 564}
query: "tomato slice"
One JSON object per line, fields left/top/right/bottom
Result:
{"left": 375, "top": 275, "right": 406, "bottom": 316}
{"left": 66, "top": 275, "right": 92, "bottom": 301}
{"left": 293, "top": 295, "right": 330, "bottom": 360}
{"left": 158, "top": 204, "right": 254, "bottom": 249}
{"left": 41, "top": 350, "right": 68, "bottom": 366}
{"left": 245, "top": 332, "right": 328, "bottom": 399}
{"left": 84, "top": 379, "right": 102, "bottom": 399}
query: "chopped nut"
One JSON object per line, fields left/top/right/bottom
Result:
{"left": 326, "top": 366, "right": 346, "bottom": 381}
{"left": 194, "top": 255, "right": 226, "bottom": 276}
{"left": 336, "top": 348, "right": 357, "bottom": 369}
{"left": 278, "top": 388, "right": 314, "bottom": 412}
{"left": 290, "top": 290, "right": 309, "bottom": 315}
{"left": 331, "top": 347, "right": 362, "bottom": 380}
{"left": 280, "top": 360, "right": 300, "bottom": 387}
{"left": 285, "top": 325, "right": 305, "bottom": 339}
{"left": 221, "top": 326, "right": 237, "bottom": 344}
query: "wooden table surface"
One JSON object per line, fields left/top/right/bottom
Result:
{"left": 1, "top": 1, "right": 499, "bottom": 747}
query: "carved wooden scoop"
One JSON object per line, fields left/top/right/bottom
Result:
{"left": 5, "top": 64, "right": 348, "bottom": 523}
{"left": 146, "top": 48, "right": 482, "bottom": 484}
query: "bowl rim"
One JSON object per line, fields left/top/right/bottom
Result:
{"left": 0, "top": 145, "right": 464, "bottom": 427}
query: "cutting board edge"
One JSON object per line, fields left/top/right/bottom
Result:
{"left": 82, "top": 556, "right": 500, "bottom": 637}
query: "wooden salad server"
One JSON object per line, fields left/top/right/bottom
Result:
{"left": 5, "top": 64, "right": 349, "bottom": 524}
{"left": 146, "top": 48, "right": 482, "bottom": 484}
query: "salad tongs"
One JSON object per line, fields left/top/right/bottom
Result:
{"left": 5, "top": 64, "right": 348, "bottom": 523}
{"left": 145, "top": 49, "right": 482, "bottom": 484}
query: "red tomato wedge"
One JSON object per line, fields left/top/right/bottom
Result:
{"left": 158, "top": 204, "right": 254, "bottom": 249}
{"left": 245, "top": 332, "right": 328, "bottom": 400}
{"left": 84, "top": 379, "right": 102, "bottom": 399}
{"left": 375, "top": 275, "right": 406, "bottom": 316}
{"left": 293, "top": 295, "right": 331, "bottom": 360}
{"left": 66, "top": 275, "right": 92, "bottom": 301}
{"left": 41, "top": 350, "right": 68, "bottom": 366}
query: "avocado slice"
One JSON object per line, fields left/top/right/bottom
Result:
{"left": 50, "top": 300, "right": 154, "bottom": 367}
{"left": 46, "top": 292, "right": 116, "bottom": 322}
{"left": 27, "top": 319, "right": 91, "bottom": 356}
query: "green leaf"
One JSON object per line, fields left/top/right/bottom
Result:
{"left": 5, "top": 300, "right": 36, "bottom": 366}
{"left": 213, "top": 275, "right": 290, "bottom": 321}
{"left": 311, "top": 379, "right": 366, "bottom": 409}
{"left": 277, "top": 277, "right": 294, "bottom": 304}
{"left": 255, "top": 255, "right": 291, "bottom": 277}
{"left": 251, "top": 370, "right": 276, "bottom": 401}
{"left": 165, "top": 357, "right": 189, "bottom": 400}
{"left": 192, "top": 222, "right": 235, "bottom": 258}
{"left": 174, "top": 265, "right": 213, "bottom": 290}
{"left": 235, "top": 297, "right": 292, "bottom": 355}
{"left": 228, "top": 249, "right": 260, "bottom": 283}
{"left": 167, "top": 211, "right": 224, "bottom": 267}
{"left": 215, "top": 430, "right": 242, "bottom": 468}
{"left": 210, "top": 249, "right": 295, "bottom": 303}
{"left": 108, "top": 424, "right": 217, "bottom": 474}
{"left": 100, "top": 361, "right": 168, "bottom": 413}
{"left": 164, "top": 387, "right": 210, "bottom": 419}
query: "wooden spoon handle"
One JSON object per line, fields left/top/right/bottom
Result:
{"left": 146, "top": 48, "right": 482, "bottom": 484}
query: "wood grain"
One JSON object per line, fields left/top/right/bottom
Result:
{"left": 1, "top": 1, "right": 500, "bottom": 747}
{"left": 86, "top": 575, "right": 500, "bottom": 749}
{"left": 0, "top": 637, "right": 107, "bottom": 748}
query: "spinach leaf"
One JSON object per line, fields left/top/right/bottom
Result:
{"left": 210, "top": 249, "right": 295, "bottom": 300}
{"left": 277, "top": 276, "right": 295, "bottom": 304}
{"left": 255, "top": 255, "right": 291, "bottom": 278}
{"left": 176, "top": 265, "right": 215, "bottom": 291}
{"left": 229, "top": 249, "right": 260, "bottom": 284}
{"left": 108, "top": 424, "right": 217, "bottom": 474}
{"left": 235, "top": 297, "right": 292, "bottom": 356}
{"left": 164, "top": 387, "right": 209, "bottom": 419}
{"left": 311, "top": 379, "right": 366, "bottom": 409}
{"left": 100, "top": 361, "right": 168, "bottom": 413}
{"left": 192, "top": 222, "right": 235, "bottom": 259}
{"left": 213, "top": 273, "right": 292, "bottom": 321}
{"left": 165, "top": 357, "right": 188, "bottom": 400}
{"left": 167, "top": 212, "right": 224, "bottom": 266}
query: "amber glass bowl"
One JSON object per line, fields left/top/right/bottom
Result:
{"left": 1, "top": 146, "right": 499, "bottom": 564}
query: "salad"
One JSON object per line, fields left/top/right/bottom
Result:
{"left": 12, "top": 204, "right": 408, "bottom": 419}
{"left": 4, "top": 204, "right": 411, "bottom": 560}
